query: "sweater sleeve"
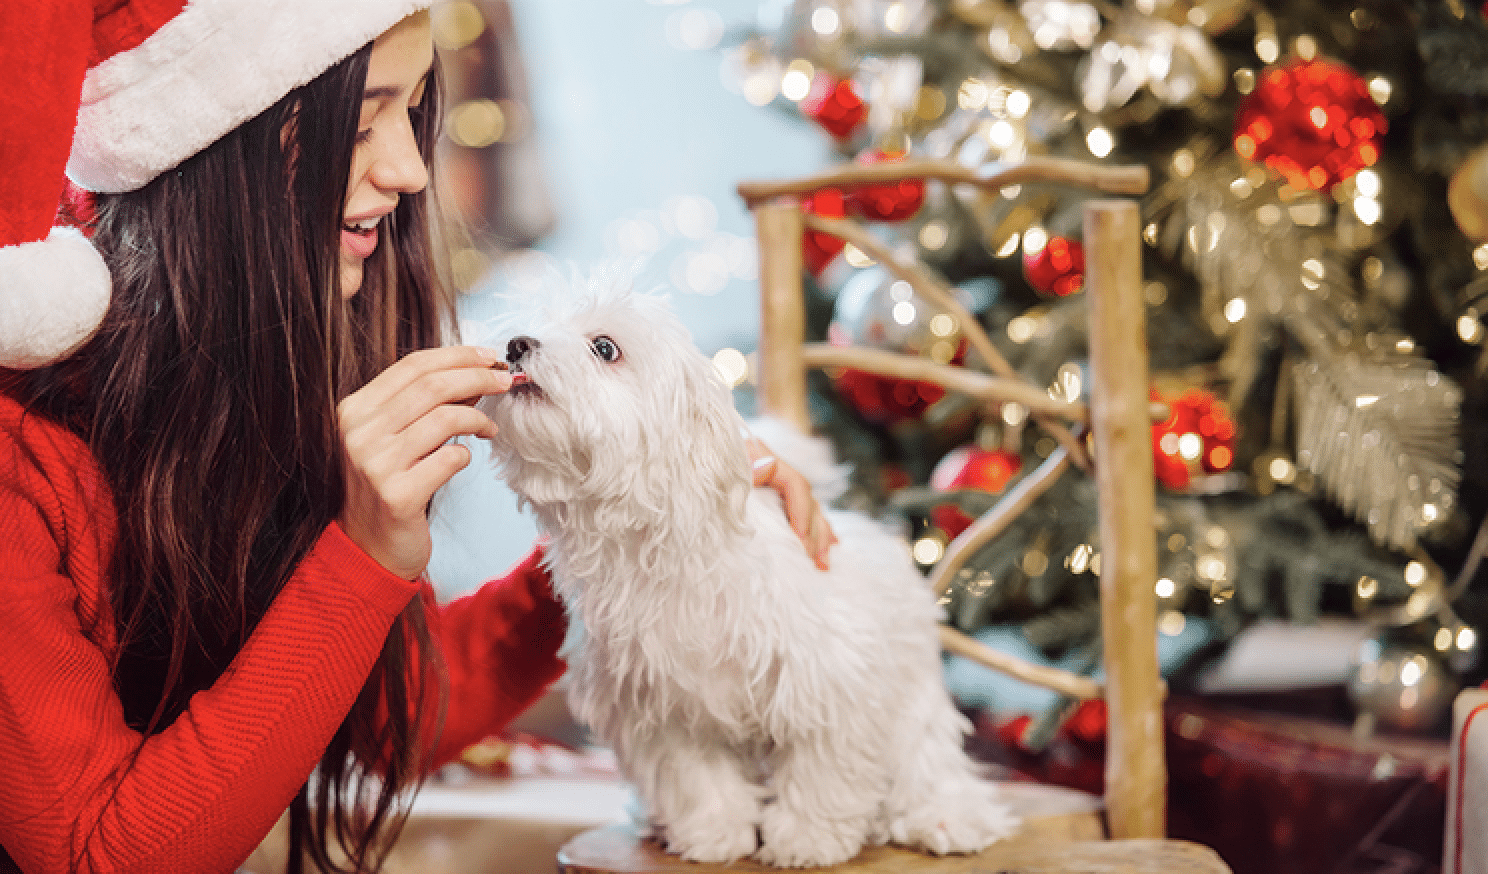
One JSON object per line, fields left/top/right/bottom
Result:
{"left": 423, "top": 547, "right": 569, "bottom": 768}
{"left": 0, "top": 414, "right": 423, "bottom": 874}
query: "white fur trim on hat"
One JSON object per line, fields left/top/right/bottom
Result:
{"left": 0, "top": 227, "right": 111, "bottom": 369}
{"left": 68, "top": 0, "right": 432, "bottom": 193}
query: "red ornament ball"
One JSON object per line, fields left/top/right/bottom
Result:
{"left": 847, "top": 149, "right": 926, "bottom": 222}
{"left": 1063, "top": 699, "right": 1107, "bottom": 744}
{"left": 1151, "top": 389, "right": 1237, "bottom": 490}
{"left": 800, "top": 188, "right": 847, "bottom": 276}
{"left": 825, "top": 321, "right": 963, "bottom": 427}
{"left": 828, "top": 362, "right": 948, "bottom": 426}
{"left": 826, "top": 271, "right": 968, "bottom": 425}
{"left": 1023, "top": 236, "right": 1084, "bottom": 296}
{"left": 1232, "top": 58, "right": 1387, "bottom": 192}
{"left": 927, "top": 446, "right": 1023, "bottom": 539}
{"left": 928, "top": 504, "right": 976, "bottom": 541}
{"left": 830, "top": 369, "right": 946, "bottom": 425}
{"left": 931, "top": 445, "right": 1023, "bottom": 494}
{"left": 994, "top": 713, "right": 1035, "bottom": 752}
{"left": 800, "top": 73, "right": 867, "bottom": 140}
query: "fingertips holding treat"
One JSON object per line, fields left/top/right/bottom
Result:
{"left": 454, "top": 359, "right": 516, "bottom": 407}
{"left": 473, "top": 346, "right": 506, "bottom": 367}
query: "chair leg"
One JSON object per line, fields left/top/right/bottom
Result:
{"left": 1085, "top": 199, "right": 1166, "bottom": 839}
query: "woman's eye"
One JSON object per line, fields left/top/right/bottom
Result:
{"left": 590, "top": 335, "right": 621, "bottom": 363}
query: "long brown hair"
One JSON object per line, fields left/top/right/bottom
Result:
{"left": 11, "top": 39, "right": 451, "bottom": 873}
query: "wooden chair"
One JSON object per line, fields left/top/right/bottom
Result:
{"left": 557, "top": 157, "right": 1232, "bottom": 874}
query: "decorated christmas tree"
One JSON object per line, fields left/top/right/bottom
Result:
{"left": 724, "top": 0, "right": 1488, "bottom": 735}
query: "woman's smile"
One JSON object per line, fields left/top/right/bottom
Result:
{"left": 341, "top": 217, "right": 380, "bottom": 261}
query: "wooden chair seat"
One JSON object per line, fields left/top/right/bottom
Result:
{"left": 557, "top": 780, "right": 1225, "bottom": 873}
{"left": 556, "top": 779, "right": 1226, "bottom": 874}
{"left": 558, "top": 829, "right": 1230, "bottom": 874}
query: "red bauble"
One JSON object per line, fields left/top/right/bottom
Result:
{"left": 827, "top": 270, "right": 968, "bottom": 425}
{"left": 1151, "top": 389, "right": 1237, "bottom": 490}
{"left": 1023, "top": 236, "right": 1085, "bottom": 296}
{"left": 927, "top": 446, "right": 1023, "bottom": 539}
{"left": 800, "top": 188, "right": 848, "bottom": 276}
{"left": 931, "top": 445, "right": 1023, "bottom": 493}
{"left": 828, "top": 360, "right": 948, "bottom": 425}
{"left": 929, "top": 504, "right": 977, "bottom": 540}
{"left": 1232, "top": 58, "right": 1387, "bottom": 192}
{"left": 800, "top": 73, "right": 867, "bottom": 140}
{"left": 995, "top": 713, "right": 1035, "bottom": 751}
{"left": 825, "top": 322, "right": 964, "bottom": 427}
{"left": 847, "top": 150, "right": 926, "bottom": 222}
{"left": 1063, "top": 699, "right": 1107, "bottom": 744}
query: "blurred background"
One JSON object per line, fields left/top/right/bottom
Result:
{"left": 415, "top": 3, "right": 1488, "bottom": 870}
{"left": 426, "top": 0, "right": 828, "bottom": 592}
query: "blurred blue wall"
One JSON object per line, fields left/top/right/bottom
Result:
{"left": 430, "top": 0, "right": 826, "bottom": 597}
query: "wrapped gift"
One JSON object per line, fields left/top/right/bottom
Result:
{"left": 970, "top": 694, "right": 1450, "bottom": 874}
{"left": 1446, "top": 688, "right": 1488, "bottom": 874}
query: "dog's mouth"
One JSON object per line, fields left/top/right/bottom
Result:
{"left": 508, "top": 370, "right": 542, "bottom": 398}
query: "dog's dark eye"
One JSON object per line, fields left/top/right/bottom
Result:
{"left": 590, "top": 335, "right": 622, "bottom": 363}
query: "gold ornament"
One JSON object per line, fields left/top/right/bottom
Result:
{"left": 1448, "top": 143, "right": 1488, "bottom": 242}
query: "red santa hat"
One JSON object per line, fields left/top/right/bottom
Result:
{"left": 0, "top": 0, "right": 432, "bottom": 370}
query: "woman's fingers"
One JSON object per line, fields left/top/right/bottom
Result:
{"left": 344, "top": 366, "right": 510, "bottom": 436}
{"left": 390, "top": 404, "right": 498, "bottom": 470}
{"left": 750, "top": 453, "right": 780, "bottom": 489}
{"left": 337, "top": 346, "right": 512, "bottom": 580}
{"left": 395, "top": 441, "right": 478, "bottom": 511}
{"left": 339, "top": 346, "right": 510, "bottom": 432}
{"left": 805, "top": 507, "right": 840, "bottom": 571}
{"left": 747, "top": 437, "right": 838, "bottom": 570}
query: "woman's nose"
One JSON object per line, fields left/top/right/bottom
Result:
{"left": 370, "top": 120, "right": 429, "bottom": 195}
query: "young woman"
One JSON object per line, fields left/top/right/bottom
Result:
{"left": 0, "top": 5, "right": 832, "bottom": 873}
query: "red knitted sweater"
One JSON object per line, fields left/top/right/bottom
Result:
{"left": 0, "top": 393, "right": 568, "bottom": 874}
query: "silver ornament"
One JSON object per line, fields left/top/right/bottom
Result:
{"left": 1347, "top": 638, "right": 1458, "bottom": 734}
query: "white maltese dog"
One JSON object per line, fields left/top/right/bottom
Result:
{"left": 479, "top": 269, "right": 1017, "bottom": 868}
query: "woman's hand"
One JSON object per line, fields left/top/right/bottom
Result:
{"left": 746, "top": 437, "right": 838, "bottom": 570}
{"left": 337, "top": 346, "right": 512, "bottom": 580}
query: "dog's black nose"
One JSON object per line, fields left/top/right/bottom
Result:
{"left": 507, "top": 335, "right": 539, "bottom": 365}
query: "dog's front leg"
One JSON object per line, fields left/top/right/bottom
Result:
{"left": 757, "top": 732, "right": 889, "bottom": 868}
{"left": 621, "top": 725, "right": 765, "bottom": 864}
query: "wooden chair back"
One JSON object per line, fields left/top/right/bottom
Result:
{"left": 737, "top": 157, "right": 1165, "bottom": 840}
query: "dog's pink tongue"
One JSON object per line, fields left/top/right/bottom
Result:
{"left": 510, "top": 372, "right": 530, "bottom": 386}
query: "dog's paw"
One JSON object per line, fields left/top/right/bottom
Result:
{"left": 888, "top": 796, "right": 1020, "bottom": 856}
{"left": 662, "top": 819, "right": 759, "bottom": 865}
{"left": 756, "top": 805, "right": 871, "bottom": 868}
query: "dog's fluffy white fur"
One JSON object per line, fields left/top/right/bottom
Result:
{"left": 479, "top": 269, "right": 1017, "bottom": 867}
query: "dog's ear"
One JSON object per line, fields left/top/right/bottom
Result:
{"left": 678, "top": 354, "right": 752, "bottom": 515}
{"left": 613, "top": 345, "right": 751, "bottom": 529}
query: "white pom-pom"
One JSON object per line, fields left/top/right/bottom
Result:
{"left": 0, "top": 227, "right": 111, "bottom": 369}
